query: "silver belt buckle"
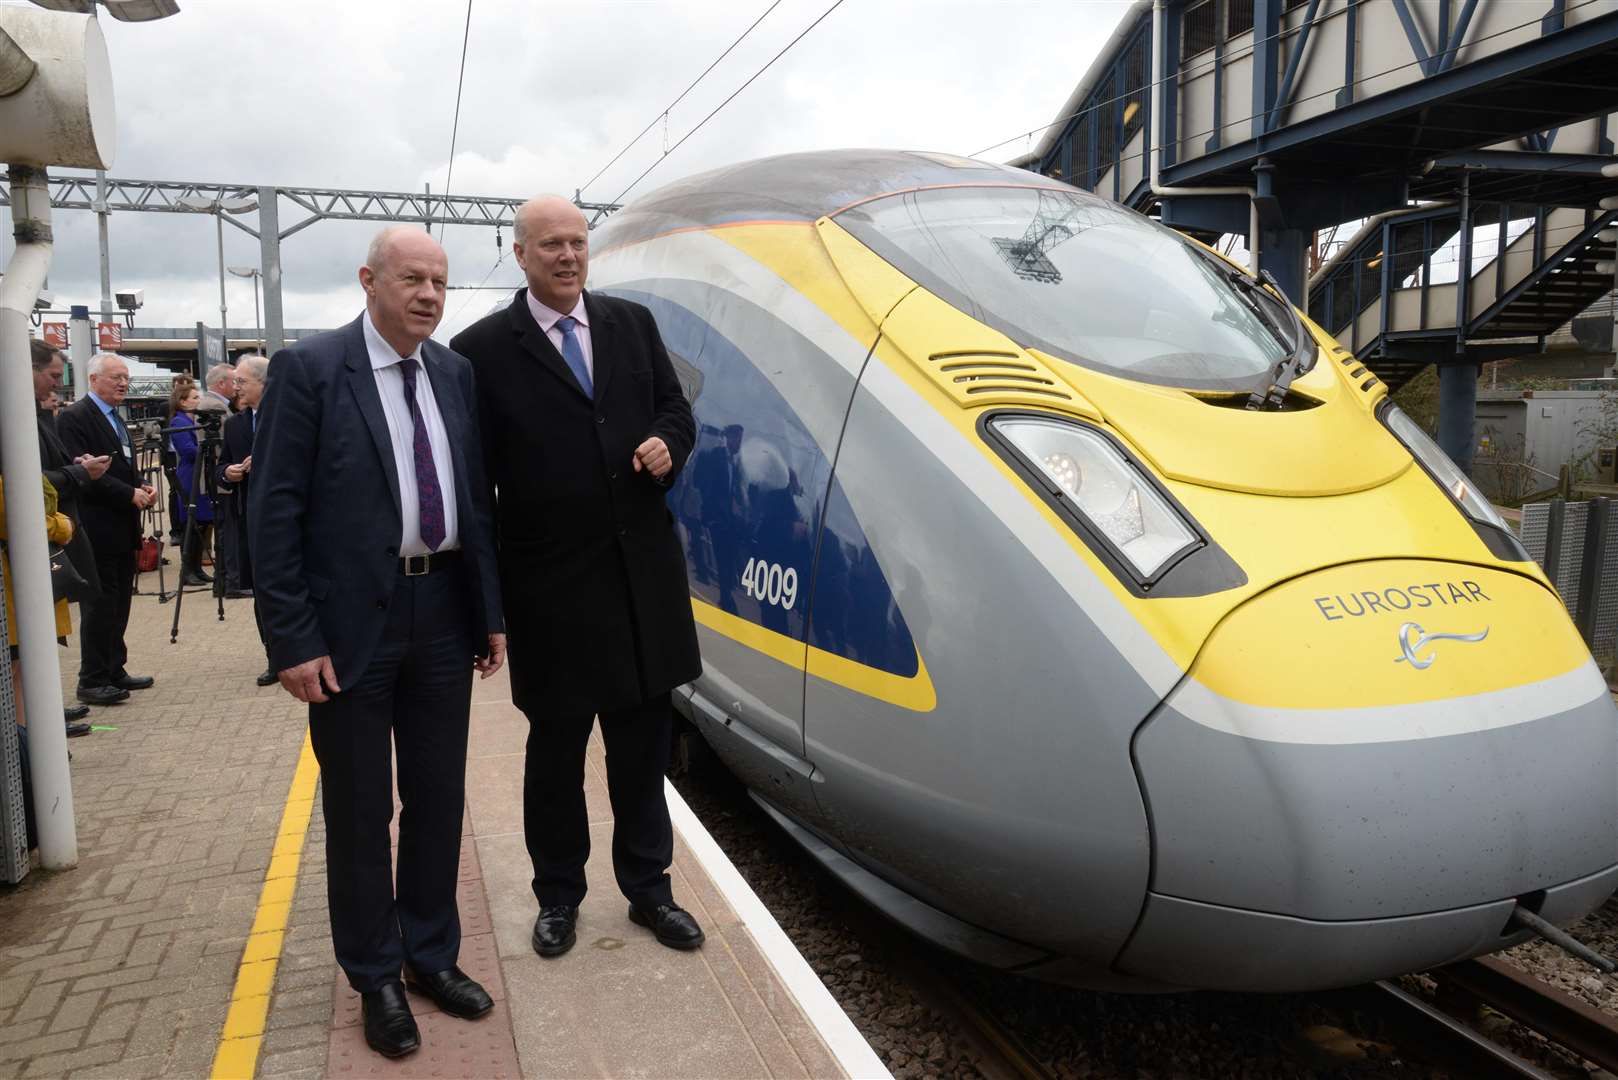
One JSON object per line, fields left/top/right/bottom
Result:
{"left": 403, "top": 553, "right": 430, "bottom": 576}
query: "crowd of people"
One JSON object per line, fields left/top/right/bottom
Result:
{"left": 12, "top": 194, "right": 704, "bottom": 1064}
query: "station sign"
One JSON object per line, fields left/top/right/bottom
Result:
{"left": 97, "top": 322, "right": 122, "bottom": 350}
{"left": 41, "top": 323, "right": 68, "bottom": 349}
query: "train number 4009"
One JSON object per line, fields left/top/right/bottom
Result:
{"left": 742, "top": 558, "right": 799, "bottom": 611}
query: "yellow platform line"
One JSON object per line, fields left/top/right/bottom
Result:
{"left": 210, "top": 731, "right": 320, "bottom": 1080}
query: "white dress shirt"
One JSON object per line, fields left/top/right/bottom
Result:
{"left": 526, "top": 291, "right": 593, "bottom": 383}
{"left": 361, "top": 311, "right": 459, "bottom": 555}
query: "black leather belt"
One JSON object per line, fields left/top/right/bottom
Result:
{"left": 400, "top": 549, "right": 462, "bottom": 576}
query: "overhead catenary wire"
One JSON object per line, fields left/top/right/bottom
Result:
{"left": 579, "top": 0, "right": 785, "bottom": 201}
{"left": 438, "top": 0, "right": 475, "bottom": 242}
{"left": 603, "top": 0, "right": 849, "bottom": 215}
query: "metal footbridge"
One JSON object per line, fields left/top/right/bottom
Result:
{"left": 1011, "top": 0, "right": 1618, "bottom": 470}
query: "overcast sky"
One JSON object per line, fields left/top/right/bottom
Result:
{"left": 0, "top": 0, "right": 1130, "bottom": 344}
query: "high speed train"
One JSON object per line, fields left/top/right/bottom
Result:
{"left": 590, "top": 149, "right": 1618, "bottom": 992}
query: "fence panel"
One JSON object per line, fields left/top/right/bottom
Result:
{"left": 0, "top": 551, "right": 28, "bottom": 884}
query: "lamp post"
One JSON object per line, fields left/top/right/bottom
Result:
{"left": 228, "top": 264, "right": 261, "bottom": 352}
{"left": 179, "top": 194, "right": 255, "bottom": 362}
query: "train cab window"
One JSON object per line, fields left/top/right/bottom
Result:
{"left": 834, "top": 185, "right": 1290, "bottom": 393}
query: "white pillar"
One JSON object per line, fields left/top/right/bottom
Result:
{"left": 0, "top": 165, "right": 76, "bottom": 868}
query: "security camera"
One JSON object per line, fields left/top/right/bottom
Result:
{"left": 33, "top": 289, "right": 54, "bottom": 311}
{"left": 114, "top": 288, "right": 144, "bottom": 311}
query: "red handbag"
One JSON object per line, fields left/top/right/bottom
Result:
{"left": 137, "top": 536, "right": 161, "bottom": 574}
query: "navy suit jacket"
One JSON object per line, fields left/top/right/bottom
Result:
{"left": 248, "top": 316, "right": 504, "bottom": 684}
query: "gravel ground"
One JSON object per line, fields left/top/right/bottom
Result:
{"left": 670, "top": 742, "right": 1552, "bottom": 1080}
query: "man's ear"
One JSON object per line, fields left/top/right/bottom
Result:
{"left": 358, "top": 265, "right": 375, "bottom": 294}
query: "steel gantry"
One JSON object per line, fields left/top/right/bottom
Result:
{"left": 0, "top": 171, "right": 621, "bottom": 353}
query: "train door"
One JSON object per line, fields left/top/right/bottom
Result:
{"left": 604, "top": 283, "right": 854, "bottom": 823}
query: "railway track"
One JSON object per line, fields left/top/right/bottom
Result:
{"left": 1337, "top": 957, "right": 1618, "bottom": 1079}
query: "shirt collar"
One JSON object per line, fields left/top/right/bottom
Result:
{"left": 526, "top": 291, "right": 587, "bottom": 335}
{"left": 86, "top": 390, "right": 115, "bottom": 416}
{"left": 361, "top": 309, "right": 425, "bottom": 371}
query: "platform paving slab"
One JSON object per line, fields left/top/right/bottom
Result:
{"left": 0, "top": 574, "right": 305, "bottom": 1080}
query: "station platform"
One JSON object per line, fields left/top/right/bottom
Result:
{"left": 0, "top": 571, "right": 887, "bottom": 1079}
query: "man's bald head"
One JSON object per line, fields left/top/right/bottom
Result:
{"left": 359, "top": 226, "right": 449, "bottom": 356}
{"left": 513, "top": 195, "right": 586, "bottom": 245}
{"left": 365, "top": 226, "right": 446, "bottom": 276}
{"left": 513, "top": 195, "right": 589, "bottom": 313}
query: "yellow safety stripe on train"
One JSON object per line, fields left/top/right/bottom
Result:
{"left": 691, "top": 597, "right": 938, "bottom": 712}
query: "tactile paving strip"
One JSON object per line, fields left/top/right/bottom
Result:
{"left": 326, "top": 1004, "right": 522, "bottom": 1078}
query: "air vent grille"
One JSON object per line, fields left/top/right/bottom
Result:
{"left": 920, "top": 350, "right": 1086, "bottom": 413}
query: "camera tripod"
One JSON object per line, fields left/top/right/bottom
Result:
{"left": 153, "top": 419, "right": 226, "bottom": 642}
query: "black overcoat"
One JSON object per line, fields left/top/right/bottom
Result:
{"left": 214, "top": 409, "right": 255, "bottom": 587}
{"left": 450, "top": 289, "right": 701, "bottom": 715}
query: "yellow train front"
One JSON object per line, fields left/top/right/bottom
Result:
{"left": 591, "top": 149, "right": 1618, "bottom": 992}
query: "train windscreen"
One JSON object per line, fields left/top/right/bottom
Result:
{"left": 833, "top": 185, "right": 1291, "bottom": 393}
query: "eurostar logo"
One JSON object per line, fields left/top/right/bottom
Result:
{"left": 1393, "top": 622, "right": 1489, "bottom": 670}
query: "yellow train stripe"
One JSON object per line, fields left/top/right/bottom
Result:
{"left": 691, "top": 597, "right": 937, "bottom": 712}
{"left": 210, "top": 731, "right": 320, "bottom": 1080}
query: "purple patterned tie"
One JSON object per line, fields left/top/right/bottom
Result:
{"left": 398, "top": 358, "right": 446, "bottom": 552}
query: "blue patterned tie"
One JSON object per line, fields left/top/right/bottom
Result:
{"left": 556, "top": 316, "right": 593, "bottom": 398}
{"left": 397, "top": 358, "right": 446, "bottom": 552}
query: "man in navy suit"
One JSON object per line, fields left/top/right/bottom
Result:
{"left": 250, "top": 227, "right": 506, "bottom": 1060}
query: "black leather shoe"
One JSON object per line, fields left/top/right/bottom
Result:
{"left": 112, "top": 674, "right": 154, "bottom": 691}
{"left": 255, "top": 668, "right": 278, "bottom": 687}
{"left": 360, "top": 982, "right": 419, "bottom": 1058}
{"left": 182, "top": 572, "right": 211, "bottom": 587}
{"left": 63, "top": 704, "right": 89, "bottom": 722}
{"left": 76, "top": 685, "right": 129, "bottom": 706}
{"left": 628, "top": 903, "right": 705, "bottom": 950}
{"left": 531, "top": 906, "right": 578, "bottom": 957}
{"left": 404, "top": 965, "right": 493, "bottom": 1020}
{"left": 225, "top": 588, "right": 254, "bottom": 599}
{"left": 65, "top": 721, "right": 91, "bottom": 738}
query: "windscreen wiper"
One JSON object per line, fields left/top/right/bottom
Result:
{"left": 1228, "top": 268, "right": 1314, "bottom": 411}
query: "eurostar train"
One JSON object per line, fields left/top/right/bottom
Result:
{"left": 590, "top": 149, "right": 1618, "bottom": 992}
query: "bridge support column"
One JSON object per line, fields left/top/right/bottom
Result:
{"left": 1257, "top": 226, "right": 1309, "bottom": 304}
{"left": 1437, "top": 362, "right": 1481, "bottom": 476}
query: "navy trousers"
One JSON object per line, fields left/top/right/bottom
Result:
{"left": 523, "top": 692, "right": 675, "bottom": 910}
{"left": 308, "top": 564, "right": 476, "bottom": 993}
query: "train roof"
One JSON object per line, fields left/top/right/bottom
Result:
{"left": 596, "top": 148, "right": 1061, "bottom": 251}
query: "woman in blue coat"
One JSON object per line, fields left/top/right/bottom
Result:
{"left": 168, "top": 382, "right": 215, "bottom": 586}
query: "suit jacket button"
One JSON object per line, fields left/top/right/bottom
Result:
{"left": 386, "top": 547, "right": 397, "bottom": 557}
{"left": 619, "top": 528, "right": 627, "bottom": 537}
{"left": 376, "top": 599, "right": 387, "bottom": 610}
{"left": 609, "top": 471, "right": 618, "bottom": 480}
{"left": 596, "top": 415, "right": 605, "bottom": 424}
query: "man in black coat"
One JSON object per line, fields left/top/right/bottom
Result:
{"left": 250, "top": 227, "right": 506, "bottom": 1060}
{"left": 31, "top": 340, "right": 108, "bottom": 731}
{"left": 215, "top": 353, "right": 273, "bottom": 685}
{"left": 55, "top": 353, "right": 157, "bottom": 707}
{"left": 450, "top": 195, "right": 704, "bottom": 958}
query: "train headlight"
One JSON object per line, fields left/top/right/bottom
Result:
{"left": 1382, "top": 404, "right": 1510, "bottom": 533}
{"left": 990, "top": 415, "right": 1199, "bottom": 581}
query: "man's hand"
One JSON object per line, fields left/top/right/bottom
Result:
{"left": 76, "top": 453, "right": 111, "bottom": 481}
{"left": 225, "top": 463, "right": 247, "bottom": 483}
{"left": 632, "top": 436, "right": 672, "bottom": 479}
{"left": 278, "top": 655, "right": 342, "bottom": 703}
{"left": 475, "top": 632, "right": 507, "bottom": 679}
{"left": 131, "top": 486, "right": 155, "bottom": 510}
{"left": 241, "top": 454, "right": 252, "bottom": 474}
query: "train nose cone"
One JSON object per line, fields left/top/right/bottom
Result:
{"left": 1119, "top": 560, "right": 1618, "bottom": 992}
